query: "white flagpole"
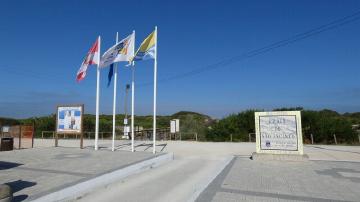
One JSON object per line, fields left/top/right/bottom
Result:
{"left": 111, "top": 32, "right": 119, "bottom": 152}
{"left": 131, "top": 64, "right": 135, "bottom": 152}
{"left": 95, "top": 36, "right": 101, "bottom": 151}
{"left": 153, "top": 26, "right": 158, "bottom": 154}
{"left": 131, "top": 30, "right": 135, "bottom": 152}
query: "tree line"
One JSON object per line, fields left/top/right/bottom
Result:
{"left": 1, "top": 108, "right": 359, "bottom": 144}
{"left": 206, "top": 107, "right": 359, "bottom": 144}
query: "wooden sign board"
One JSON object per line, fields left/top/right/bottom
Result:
{"left": 55, "top": 104, "right": 84, "bottom": 148}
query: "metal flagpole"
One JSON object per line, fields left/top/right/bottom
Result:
{"left": 131, "top": 30, "right": 135, "bottom": 152}
{"left": 112, "top": 32, "right": 119, "bottom": 152}
{"left": 153, "top": 26, "right": 158, "bottom": 154}
{"left": 95, "top": 36, "right": 101, "bottom": 151}
{"left": 131, "top": 64, "right": 135, "bottom": 152}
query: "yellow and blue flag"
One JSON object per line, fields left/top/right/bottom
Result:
{"left": 133, "top": 30, "right": 156, "bottom": 61}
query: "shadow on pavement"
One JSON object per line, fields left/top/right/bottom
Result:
{"left": 0, "top": 161, "right": 23, "bottom": 170}
{"left": 135, "top": 143, "right": 167, "bottom": 152}
{"left": 5, "top": 180, "right": 36, "bottom": 202}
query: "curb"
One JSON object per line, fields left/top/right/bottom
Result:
{"left": 31, "top": 152, "right": 174, "bottom": 202}
{"left": 186, "top": 155, "right": 234, "bottom": 202}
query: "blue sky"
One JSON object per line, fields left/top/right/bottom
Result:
{"left": 0, "top": 0, "right": 359, "bottom": 118}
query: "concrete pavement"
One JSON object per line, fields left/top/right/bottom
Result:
{"left": 72, "top": 141, "right": 360, "bottom": 202}
{"left": 197, "top": 156, "right": 360, "bottom": 202}
{"left": 8, "top": 139, "right": 360, "bottom": 202}
{"left": 76, "top": 141, "right": 238, "bottom": 202}
{"left": 33, "top": 139, "right": 360, "bottom": 162}
{"left": 0, "top": 146, "right": 168, "bottom": 201}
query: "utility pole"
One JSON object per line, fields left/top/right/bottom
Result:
{"left": 123, "top": 84, "right": 130, "bottom": 139}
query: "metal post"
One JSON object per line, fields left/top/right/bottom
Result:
{"left": 95, "top": 36, "right": 101, "bottom": 151}
{"left": 124, "top": 84, "right": 130, "bottom": 139}
{"left": 230, "top": 134, "right": 233, "bottom": 142}
{"left": 311, "top": 134, "right": 314, "bottom": 144}
{"left": 42, "top": 131, "right": 44, "bottom": 139}
{"left": 31, "top": 124, "right": 34, "bottom": 148}
{"left": 248, "top": 133, "right": 251, "bottom": 142}
{"left": 55, "top": 133, "right": 58, "bottom": 147}
{"left": 152, "top": 26, "right": 158, "bottom": 154}
{"left": 131, "top": 65, "right": 135, "bottom": 152}
{"left": 111, "top": 32, "right": 119, "bottom": 152}
{"left": 19, "top": 126, "right": 22, "bottom": 149}
{"left": 80, "top": 132, "right": 83, "bottom": 149}
{"left": 333, "top": 134, "right": 337, "bottom": 145}
{"left": 195, "top": 132, "right": 198, "bottom": 141}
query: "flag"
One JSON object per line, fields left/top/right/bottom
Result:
{"left": 107, "top": 64, "right": 114, "bottom": 87}
{"left": 133, "top": 30, "right": 156, "bottom": 61}
{"left": 76, "top": 37, "right": 100, "bottom": 82}
{"left": 100, "top": 33, "right": 135, "bottom": 68}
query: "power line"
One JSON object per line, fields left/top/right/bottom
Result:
{"left": 0, "top": 68, "right": 60, "bottom": 80}
{"left": 0, "top": 67, "right": 80, "bottom": 90}
{"left": 138, "top": 10, "right": 360, "bottom": 87}
{"left": 1, "top": 10, "right": 360, "bottom": 87}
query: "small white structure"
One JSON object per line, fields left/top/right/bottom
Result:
{"left": 122, "top": 125, "right": 130, "bottom": 139}
{"left": 2, "top": 126, "right": 10, "bottom": 133}
{"left": 123, "top": 118, "right": 129, "bottom": 139}
{"left": 170, "top": 119, "right": 180, "bottom": 134}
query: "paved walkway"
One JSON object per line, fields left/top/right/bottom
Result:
{"left": 34, "top": 139, "right": 360, "bottom": 162}
{"left": 0, "top": 147, "right": 161, "bottom": 201}
{"left": 72, "top": 141, "right": 360, "bottom": 202}
{"left": 10, "top": 139, "right": 360, "bottom": 202}
{"left": 197, "top": 156, "right": 360, "bottom": 202}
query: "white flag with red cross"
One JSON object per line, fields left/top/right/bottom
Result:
{"left": 76, "top": 37, "right": 100, "bottom": 82}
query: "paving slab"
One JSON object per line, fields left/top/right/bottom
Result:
{"left": 33, "top": 139, "right": 360, "bottom": 162}
{"left": 0, "top": 147, "right": 166, "bottom": 201}
{"left": 26, "top": 140, "right": 360, "bottom": 202}
{"left": 196, "top": 156, "right": 360, "bottom": 202}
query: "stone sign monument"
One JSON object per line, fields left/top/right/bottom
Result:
{"left": 253, "top": 111, "right": 307, "bottom": 160}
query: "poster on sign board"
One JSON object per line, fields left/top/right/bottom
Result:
{"left": 56, "top": 105, "right": 83, "bottom": 134}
